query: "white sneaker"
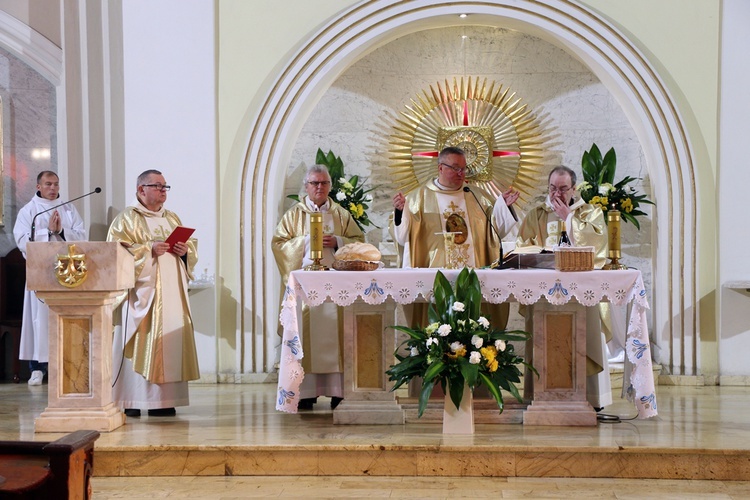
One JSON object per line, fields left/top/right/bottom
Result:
{"left": 28, "top": 370, "right": 44, "bottom": 386}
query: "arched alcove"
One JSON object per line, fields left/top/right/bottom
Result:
{"left": 240, "top": 0, "right": 696, "bottom": 376}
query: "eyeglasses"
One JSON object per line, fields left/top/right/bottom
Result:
{"left": 142, "top": 184, "right": 171, "bottom": 191}
{"left": 306, "top": 181, "right": 331, "bottom": 188}
{"left": 439, "top": 162, "right": 466, "bottom": 175}
{"left": 549, "top": 185, "right": 572, "bottom": 194}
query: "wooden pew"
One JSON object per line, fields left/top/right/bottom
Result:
{"left": 0, "top": 430, "right": 99, "bottom": 499}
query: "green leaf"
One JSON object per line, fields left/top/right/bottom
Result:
{"left": 286, "top": 194, "right": 300, "bottom": 202}
{"left": 315, "top": 148, "right": 326, "bottom": 165}
{"left": 423, "top": 359, "right": 446, "bottom": 383}
{"left": 478, "top": 371, "right": 504, "bottom": 411}
{"left": 602, "top": 147, "right": 617, "bottom": 184}
{"left": 390, "top": 325, "right": 427, "bottom": 341}
{"left": 458, "top": 357, "right": 479, "bottom": 387}
{"left": 448, "top": 374, "right": 465, "bottom": 410}
{"left": 432, "top": 271, "right": 453, "bottom": 320}
{"left": 418, "top": 379, "right": 436, "bottom": 417}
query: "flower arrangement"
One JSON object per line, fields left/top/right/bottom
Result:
{"left": 317, "top": 148, "right": 376, "bottom": 231}
{"left": 576, "top": 144, "right": 654, "bottom": 230}
{"left": 386, "top": 268, "right": 534, "bottom": 417}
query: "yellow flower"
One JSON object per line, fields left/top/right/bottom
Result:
{"left": 488, "top": 359, "right": 499, "bottom": 372}
{"left": 446, "top": 347, "right": 467, "bottom": 359}
{"left": 480, "top": 346, "right": 497, "bottom": 363}
{"left": 349, "top": 203, "right": 364, "bottom": 218}
{"left": 621, "top": 198, "right": 633, "bottom": 213}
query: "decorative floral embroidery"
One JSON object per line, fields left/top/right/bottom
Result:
{"left": 284, "top": 335, "right": 302, "bottom": 356}
{"left": 568, "top": 282, "right": 578, "bottom": 290}
{"left": 490, "top": 288, "right": 503, "bottom": 299}
{"left": 354, "top": 282, "right": 364, "bottom": 290}
{"left": 278, "top": 388, "right": 295, "bottom": 407}
{"left": 507, "top": 280, "right": 517, "bottom": 289}
{"left": 384, "top": 281, "right": 394, "bottom": 289}
{"left": 640, "top": 392, "right": 657, "bottom": 411}
{"left": 631, "top": 338, "right": 648, "bottom": 359}
{"left": 364, "top": 279, "right": 385, "bottom": 297}
{"left": 583, "top": 290, "right": 595, "bottom": 301}
{"left": 338, "top": 289, "right": 350, "bottom": 302}
{"left": 615, "top": 289, "right": 626, "bottom": 301}
{"left": 538, "top": 281, "right": 548, "bottom": 290}
{"left": 600, "top": 282, "right": 610, "bottom": 291}
{"left": 416, "top": 280, "right": 425, "bottom": 288}
{"left": 547, "top": 280, "right": 568, "bottom": 301}
{"left": 399, "top": 288, "right": 411, "bottom": 300}
{"left": 521, "top": 288, "right": 534, "bottom": 300}
{"left": 307, "top": 290, "right": 319, "bottom": 302}
{"left": 324, "top": 282, "right": 333, "bottom": 291}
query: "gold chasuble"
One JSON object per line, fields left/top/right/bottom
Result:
{"left": 272, "top": 197, "right": 364, "bottom": 373}
{"left": 516, "top": 200, "right": 608, "bottom": 268}
{"left": 393, "top": 181, "right": 510, "bottom": 269}
{"left": 107, "top": 202, "right": 199, "bottom": 384}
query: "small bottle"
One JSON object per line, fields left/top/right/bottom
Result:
{"left": 558, "top": 221, "right": 571, "bottom": 247}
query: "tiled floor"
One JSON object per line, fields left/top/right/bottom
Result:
{"left": 3, "top": 382, "right": 750, "bottom": 497}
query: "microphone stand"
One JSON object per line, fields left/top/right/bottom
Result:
{"left": 29, "top": 187, "right": 102, "bottom": 242}
{"left": 463, "top": 186, "right": 503, "bottom": 269}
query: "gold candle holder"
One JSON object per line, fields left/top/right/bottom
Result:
{"left": 603, "top": 209, "right": 627, "bottom": 270}
{"left": 304, "top": 212, "right": 328, "bottom": 271}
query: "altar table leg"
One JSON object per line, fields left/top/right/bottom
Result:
{"left": 333, "top": 300, "right": 404, "bottom": 425}
{"left": 523, "top": 301, "right": 597, "bottom": 426}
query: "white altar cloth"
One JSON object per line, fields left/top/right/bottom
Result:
{"left": 276, "top": 268, "right": 657, "bottom": 419}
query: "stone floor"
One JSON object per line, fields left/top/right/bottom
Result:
{"left": 3, "top": 382, "right": 750, "bottom": 498}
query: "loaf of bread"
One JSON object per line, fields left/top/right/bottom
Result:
{"left": 334, "top": 242, "right": 381, "bottom": 262}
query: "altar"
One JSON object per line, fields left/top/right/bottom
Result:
{"left": 276, "top": 268, "right": 658, "bottom": 424}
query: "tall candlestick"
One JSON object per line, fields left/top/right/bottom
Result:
{"left": 603, "top": 209, "right": 627, "bottom": 270}
{"left": 310, "top": 212, "right": 323, "bottom": 259}
{"left": 304, "top": 212, "right": 327, "bottom": 271}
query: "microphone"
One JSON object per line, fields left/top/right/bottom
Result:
{"left": 463, "top": 186, "right": 503, "bottom": 269}
{"left": 30, "top": 187, "right": 102, "bottom": 242}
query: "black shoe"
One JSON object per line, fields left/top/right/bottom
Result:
{"left": 148, "top": 407, "right": 176, "bottom": 417}
{"left": 298, "top": 398, "right": 317, "bottom": 410}
{"left": 330, "top": 397, "right": 343, "bottom": 410}
{"left": 594, "top": 407, "right": 604, "bottom": 413}
{"left": 124, "top": 408, "right": 141, "bottom": 417}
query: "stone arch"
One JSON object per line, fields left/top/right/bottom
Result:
{"left": 241, "top": 0, "right": 696, "bottom": 375}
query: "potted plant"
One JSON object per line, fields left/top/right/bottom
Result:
{"left": 386, "top": 268, "right": 534, "bottom": 420}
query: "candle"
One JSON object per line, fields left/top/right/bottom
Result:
{"left": 309, "top": 212, "right": 323, "bottom": 260}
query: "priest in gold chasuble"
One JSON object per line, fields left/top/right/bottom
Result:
{"left": 391, "top": 147, "right": 518, "bottom": 331}
{"left": 392, "top": 147, "right": 518, "bottom": 269}
{"left": 107, "top": 169, "right": 199, "bottom": 417}
{"left": 272, "top": 165, "right": 364, "bottom": 410}
{"left": 516, "top": 165, "right": 612, "bottom": 409}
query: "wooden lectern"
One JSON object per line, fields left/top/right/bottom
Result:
{"left": 25, "top": 241, "right": 134, "bottom": 433}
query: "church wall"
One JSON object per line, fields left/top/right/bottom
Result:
{"left": 121, "top": 0, "right": 218, "bottom": 377}
{"left": 219, "top": 1, "right": 722, "bottom": 375}
{"left": 718, "top": 0, "right": 750, "bottom": 380}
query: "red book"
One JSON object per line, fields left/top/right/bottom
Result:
{"left": 165, "top": 226, "right": 195, "bottom": 247}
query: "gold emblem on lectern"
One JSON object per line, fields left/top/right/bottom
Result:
{"left": 55, "top": 244, "right": 88, "bottom": 288}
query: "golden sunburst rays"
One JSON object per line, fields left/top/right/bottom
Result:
{"left": 387, "top": 77, "right": 547, "bottom": 208}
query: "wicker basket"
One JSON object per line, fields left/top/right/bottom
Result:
{"left": 554, "top": 246, "right": 595, "bottom": 272}
{"left": 332, "top": 259, "right": 380, "bottom": 271}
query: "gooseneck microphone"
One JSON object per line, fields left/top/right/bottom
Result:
{"left": 463, "top": 186, "right": 503, "bottom": 269}
{"left": 29, "top": 187, "right": 102, "bottom": 242}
